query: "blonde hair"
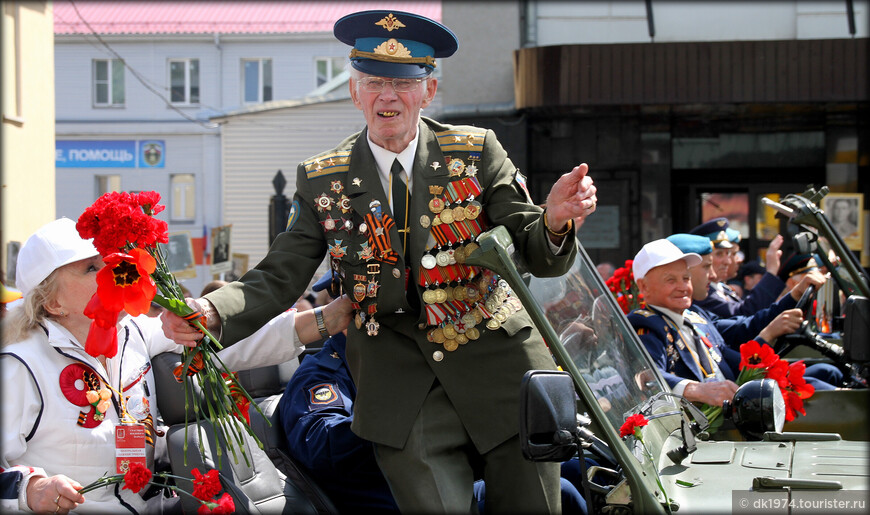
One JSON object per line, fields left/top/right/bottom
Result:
{"left": 2, "top": 269, "right": 61, "bottom": 345}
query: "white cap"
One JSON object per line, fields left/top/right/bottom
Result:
{"left": 632, "top": 239, "right": 702, "bottom": 280}
{"left": 16, "top": 218, "right": 100, "bottom": 297}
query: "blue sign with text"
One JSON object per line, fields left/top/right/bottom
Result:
{"left": 55, "top": 140, "right": 165, "bottom": 168}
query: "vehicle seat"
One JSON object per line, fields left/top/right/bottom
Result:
{"left": 236, "top": 358, "right": 338, "bottom": 514}
{"left": 152, "top": 352, "right": 336, "bottom": 514}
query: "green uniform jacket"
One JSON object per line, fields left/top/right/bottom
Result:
{"left": 206, "top": 117, "right": 577, "bottom": 453}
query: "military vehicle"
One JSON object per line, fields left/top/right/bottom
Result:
{"left": 150, "top": 187, "right": 868, "bottom": 513}
{"left": 463, "top": 216, "right": 869, "bottom": 514}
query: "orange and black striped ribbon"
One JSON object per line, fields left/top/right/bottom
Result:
{"left": 364, "top": 213, "right": 398, "bottom": 265}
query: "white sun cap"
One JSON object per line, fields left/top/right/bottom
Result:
{"left": 632, "top": 239, "right": 701, "bottom": 280}
{"left": 16, "top": 218, "right": 100, "bottom": 297}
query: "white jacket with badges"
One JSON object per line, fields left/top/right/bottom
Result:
{"left": 1, "top": 310, "right": 303, "bottom": 513}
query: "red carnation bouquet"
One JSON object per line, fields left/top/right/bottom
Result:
{"left": 77, "top": 191, "right": 260, "bottom": 465}
{"left": 702, "top": 340, "right": 815, "bottom": 433}
{"left": 79, "top": 463, "right": 234, "bottom": 513}
{"left": 605, "top": 260, "right": 645, "bottom": 315}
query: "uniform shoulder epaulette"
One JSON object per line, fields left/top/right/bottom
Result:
{"left": 435, "top": 127, "right": 486, "bottom": 153}
{"left": 631, "top": 309, "right": 656, "bottom": 318}
{"left": 303, "top": 150, "right": 353, "bottom": 179}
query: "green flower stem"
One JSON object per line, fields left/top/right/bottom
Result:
{"left": 78, "top": 475, "right": 124, "bottom": 495}
{"left": 79, "top": 473, "right": 219, "bottom": 509}
{"left": 637, "top": 435, "right": 671, "bottom": 507}
{"left": 148, "top": 255, "right": 263, "bottom": 466}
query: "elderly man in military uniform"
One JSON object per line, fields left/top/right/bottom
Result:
{"left": 629, "top": 237, "right": 839, "bottom": 407}
{"left": 163, "top": 10, "right": 598, "bottom": 513}
{"left": 691, "top": 218, "right": 786, "bottom": 318}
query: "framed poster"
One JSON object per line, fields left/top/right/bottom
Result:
{"left": 225, "top": 253, "right": 249, "bottom": 282}
{"left": 210, "top": 225, "right": 232, "bottom": 275}
{"left": 821, "top": 193, "right": 864, "bottom": 251}
{"left": 162, "top": 232, "right": 197, "bottom": 279}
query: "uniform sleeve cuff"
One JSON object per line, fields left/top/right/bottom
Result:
{"left": 18, "top": 467, "right": 47, "bottom": 513}
{"left": 671, "top": 380, "right": 691, "bottom": 398}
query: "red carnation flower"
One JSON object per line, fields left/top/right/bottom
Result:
{"left": 198, "top": 492, "right": 235, "bottom": 514}
{"left": 136, "top": 191, "right": 166, "bottom": 216}
{"left": 122, "top": 462, "right": 152, "bottom": 494}
{"left": 619, "top": 413, "right": 649, "bottom": 439}
{"left": 191, "top": 468, "right": 222, "bottom": 501}
{"left": 77, "top": 191, "right": 168, "bottom": 255}
{"left": 739, "top": 340, "right": 779, "bottom": 370}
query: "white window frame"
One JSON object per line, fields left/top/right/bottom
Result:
{"left": 315, "top": 57, "right": 345, "bottom": 88}
{"left": 170, "top": 173, "right": 196, "bottom": 222}
{"left": 95, "top": 175, "right": 121, "bottom": 197}
{"left": 242, "top": 58, "right": 273, "bottom": 104}
{"left": 168, "top": 58, "right": 200, "bottom": 105}
{"left": 93, "top": 59, "right": 125, "bottom": 107}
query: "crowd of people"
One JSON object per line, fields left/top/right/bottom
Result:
{"left": 0, "top": 7, "right": 850, "bottom": 515}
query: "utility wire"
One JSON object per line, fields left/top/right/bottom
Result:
{"left": 67, "top": 0, "right": 220, "bottom": 129}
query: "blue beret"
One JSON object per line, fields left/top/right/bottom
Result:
{"left": 334, "top": 10, "right": 458, "bottom": 78}
{"left": 725, "top": 227, "right": 742, "bottom": 244}
{"left": 689, "top": 217, "right": 733, "bottom": 249}
{"left": 667, "top": 233, "right": 714, "bottom": 256}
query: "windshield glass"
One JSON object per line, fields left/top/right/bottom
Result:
{"left": 527, "top": 244, "right": 673, "bottom": 431}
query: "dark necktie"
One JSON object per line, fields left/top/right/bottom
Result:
{"left": 391, "top": 159, "right": 410, "bottom": 260}
{"left": 391, "top": 159, "right": 419, "bottom": 313}
{"left": 683, "top": 320, "right": 715, "bottom": 379}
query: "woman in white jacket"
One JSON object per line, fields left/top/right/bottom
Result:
{"left": 1, "top": 218, "right": 351, "bottom": 513}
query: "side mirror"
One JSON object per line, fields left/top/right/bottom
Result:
{"left": 519, "top": 370, "right": 579, "bottom": 462}
{"left": 793, "top": 231, "right": 818, "bottom": 255}
{"left": 844, "top": 296, "right": 870, "bottom": 362}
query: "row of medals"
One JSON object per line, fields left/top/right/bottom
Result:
{"left": 419, "top": 177, "right": 523, "bottom": 352}
{"left": 425, "top": 276, "right": 523, "bottom": 352}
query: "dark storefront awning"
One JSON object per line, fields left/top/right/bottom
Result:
{"left": 513, "top": 38, "right": 868, "bottom": 109}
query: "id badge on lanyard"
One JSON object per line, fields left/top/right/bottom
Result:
{"left": 115, "top": 423, "right": 147, "bottom": 473}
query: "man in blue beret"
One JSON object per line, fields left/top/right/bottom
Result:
{"left": 164, "top": 10, "right": 600, "bottom": 513}
{"left": 690, "top": 218, "right": 786, "bottom": 317}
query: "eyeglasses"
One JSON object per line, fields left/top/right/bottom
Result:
{"left": 357, "top": 77, "right": 425, "bottom": 93}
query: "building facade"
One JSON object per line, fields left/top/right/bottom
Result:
{"left": 2, "top": 0, "right": 56, "bottom": 286}
{"left": 52, "top": 1, "right": 440, "bottom": 294}
{"left": 440, "top": 0, "right": 869, "bottom": 267}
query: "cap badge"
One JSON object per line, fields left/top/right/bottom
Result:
{"left": 376, "top": 13, "right": 406, "bottom": 32}
{"left": 375, "top": 38, "right": 411, "bottom": 58}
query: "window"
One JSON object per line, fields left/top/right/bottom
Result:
{"left": 171, "top": 174, "right": 196, "bottom": 221}
{"left": 315, "top": 57, "right": 344, "bottom": 87}
{"left": 242, "top": 58, "right": 272, "bottom": 103}
{"left": 96, "top": 175, "right": 121, "bottom": 196}
{"left": 169, "top": 59, "right": 199, "bottom": 104}
{"left": 93, "top": 59, "right": 125, "bottom": 106}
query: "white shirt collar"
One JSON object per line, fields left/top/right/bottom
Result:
{"left": 366, "top": 128, "right": 419, "bottom": 187}
{"left": 648, "top": 304, "right": 687, "bottom": 328}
